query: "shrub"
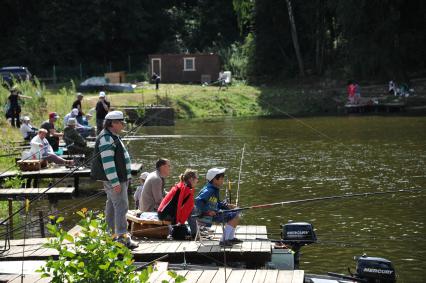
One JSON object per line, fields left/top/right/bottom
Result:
{"left": 37, "top": 209, "right": 186, "bottom": 283}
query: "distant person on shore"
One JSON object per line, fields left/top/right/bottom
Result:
{"left": 20, "top": 116, "right": 37, "bottom": 141}
{"left": 72, "top": 93, "right": 85, "bottom": 125}
{"left": 354, "top": 82, "right": 361, "bottom": 104}
{"left": 95, "top": 92, "right": 110, "bottom": 135}
{"left": 140, "top": 158, "right": 171, "bottom": 212}
{"left": 63, "top": 118, "right": 93, "bottom": 163}
{"left": 90, "top": 110, "right": 138, "bottom": 249}
{"left": 28, "top": 128, "right": 73, "bottom": 166}
{"left": 388, "top": 80, "right": 397, "bottom": 96}
{"left": 133, "top": 171, "right": 149, "bottom": 209}
{"left": 40, "top": 112, "right": 63, "bottom": 152}
{"left": 347, "top": 81, "right": 356, "bottom": 104}
{"left": 5, "top": 86, "right": 31, "bottom": 128}
{"left": 152, "top": 73, "right": 161, "bottom": 90}
{"left": 195, "top": 167, "right": 241, "bottom": 247}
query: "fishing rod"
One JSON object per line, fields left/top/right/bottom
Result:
{"left": 221, "top": 188, "right": 422, "bottom": 214}
{"left": 234, "top": 143, "right": 246, "bottom": 206}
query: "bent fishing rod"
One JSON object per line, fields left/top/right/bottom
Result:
{"left": 219, "top": 188, "right": 422, "bottom": 214}
{"left": 0, "top": 106, "right": 172, "bottom": 227}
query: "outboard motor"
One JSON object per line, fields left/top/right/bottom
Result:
{"left": 355, "top": 255, "right": 396, "bottom": 283}
{"left": 280, "top": 222, "right": 317, "bottom": 268}
{"left": 326, "top": 255, "right": 396, "bottom": 283}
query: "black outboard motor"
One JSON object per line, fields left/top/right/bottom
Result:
{"left": 355, "top": 255, "right": 396, "bottom": 283}
{"left": 280, "top": 222, "right": 317, "bottom": 268}
{"left": 326, "top": 255, "right": 396, "bottom": 283}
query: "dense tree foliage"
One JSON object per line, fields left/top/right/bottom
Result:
{"left": 0, "top": 0, "right": 424, "bottom": 82}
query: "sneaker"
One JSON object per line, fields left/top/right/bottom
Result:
{"left": 219, "top": 240, "right": 234, "bottom": 248}
{"left": 228, "top": 238, "right": 243, "bottom": 244}
{"left": 125, "top": 237, "right": 139, "bottom": 250}
{"left": 115, "top": 235, "right": 139, "bottom": 250}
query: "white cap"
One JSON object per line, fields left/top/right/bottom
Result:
{"left": 22, "top": 116, "right": 30, "bottom": 121}
{"left": 139, "top": 171, "right": 149, "bottom": 180}
{"left": 99, "top": 91, "right": 106, "bottom": 97}
{"left": 206, "top": 167, "right": 226, "bottom": 182}
{"left": 71, "top": 108, "right": 79, "bottom": 116}
{"left": 77, "top": 92, "right": 84, "bottom": 97}
{"left": 105, "top": 110, "right": 124, "bottom": 120}
{"left": 67, "top": 117, "right": 77, "bottom": 126}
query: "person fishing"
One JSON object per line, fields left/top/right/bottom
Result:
{"left": 140, "top": 158, "right": 171, "bottom": 212}
{"left": 157, "top": 169, "right": 198, "bottom": 239}
{"left": 90, "top": 110, "right": 138, "bottom": 249}
{"left": 195, "top": 167, "right": 242, "bottom": 247}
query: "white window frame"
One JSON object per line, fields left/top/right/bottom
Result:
{"left": 183, "top": 57, "right": 196, "bottom": 71}
{"left": 151, "top": 58, "right": 161, "bottom": 77}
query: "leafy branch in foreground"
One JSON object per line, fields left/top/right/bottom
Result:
{"left": 37, "top": 209, "right": 186, "bottom": 282}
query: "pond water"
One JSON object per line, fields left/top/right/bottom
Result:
{"left": 43, "top": 116, "right": 426, "bottom": 282}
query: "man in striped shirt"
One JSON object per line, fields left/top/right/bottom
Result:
{"left": 91, "top": 110, "right": 138, "bottom": 249}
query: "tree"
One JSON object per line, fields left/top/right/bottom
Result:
{"left": 285, "top": 0, "right": 305, "bottom": 77}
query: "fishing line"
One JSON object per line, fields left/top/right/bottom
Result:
{"left": 235, "top": 143, "right": 246, "bottom": 206}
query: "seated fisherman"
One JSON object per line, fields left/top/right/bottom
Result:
{"left": 195, "top": 167, "right": 241, "bottom": 247}
{"left": 63, "top": 118, "right": 93, "bottom": 162}
{"left": 29, "top": 128, "right": 73, "bottom": 166}
{"left": 140, "top": 158, "right": 171, "bottom": 212}
{"left": 157, "top": 169, "right": 198, "bottom": 238}
{"left": 20, "top": 116, "right": 37, "bottom": 141}
{"left": 158, "top": 169, "right": 198, "bottom": 239}
{"left": 64, "top": 108, "right": 95, "bottom": 138}
{"left": 40, "top": 112, "right": 63, "bottom": 152}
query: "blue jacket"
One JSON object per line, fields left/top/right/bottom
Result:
{"left": 195, "top": 182, "right": 227, "bottom": 224}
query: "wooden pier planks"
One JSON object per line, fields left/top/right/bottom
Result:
{"left": 0, "top": 225, "right": 271, "bottom": 268}
{"left": 0, "top": 187, "right": 75, "bottom": 200}
{"left": 0, "top": 268, "right": 304, "bottom": 283}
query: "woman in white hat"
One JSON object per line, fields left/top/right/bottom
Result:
{"left": 20, "top": 116, "right": 38, "bottom": 141}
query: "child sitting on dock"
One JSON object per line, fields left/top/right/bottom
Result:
{"left": 195, "top": 167, "right": 242, "bottom": 247}
{"left": 157, "top": 169, "right": 198, "bottom": 239}
{"left": 133, "top": 171, "right": 149, "bottom": 209}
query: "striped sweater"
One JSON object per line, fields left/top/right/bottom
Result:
{"left": 98, "top": 133, "right": 131, "bottom": 187}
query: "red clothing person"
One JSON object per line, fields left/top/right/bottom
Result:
{"left": 158, "top": 181, "right": 195, "bottom": 224}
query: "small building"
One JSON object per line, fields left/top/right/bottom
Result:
{"left": 148, "top": 53, "right": 221, "bottom": 83}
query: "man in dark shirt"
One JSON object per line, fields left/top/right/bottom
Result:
{"left": 63, "top": 118, "right": 93, "bottom": 164}
{"left": 40, "top": 112, "right": 63, "bottom": 151}
{"left": 95, "top": 91, "right": 110, "bottom": 135}
{"left": 72, "top": 93, "right": 84, "bottom": 125}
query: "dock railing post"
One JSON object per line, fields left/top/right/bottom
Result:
{"left": 39, "top": 211, "right": 45, "bottom": 238}
{"left": 8, "top": 198, "right": 13, "bottom": 239}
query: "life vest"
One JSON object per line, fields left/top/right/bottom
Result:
{"left": 158, "top": 181, "right": 194, "bottom": 225}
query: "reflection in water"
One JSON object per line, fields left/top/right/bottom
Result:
{"left": 48, "top": 116, "right": 425, "bottom": 281}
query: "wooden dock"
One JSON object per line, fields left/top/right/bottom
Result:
{"left": 344, "top": 101, "right": 405, "bottom": 113}
{"left": 0, "top": 187, "right": 74, "bottom": 203}
{"left": 0, "top": 163, "right": 142, "bottom": 193}
{"left": 0, "top": 267, "right": 304, "bottom": 283}
{"left": 0, "top": 225, "right": 271, "bottom": 268}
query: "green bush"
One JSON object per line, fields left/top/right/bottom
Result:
{"left": 37, "top": 209, "right": 186, "bottom": 283}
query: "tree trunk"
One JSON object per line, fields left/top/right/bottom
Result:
{"left": 285, "top": 0, "right": 305, "bottom": 77}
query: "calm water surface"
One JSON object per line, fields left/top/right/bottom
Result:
{"left": 55, "top": 116, "right": 425, "bottom": 282}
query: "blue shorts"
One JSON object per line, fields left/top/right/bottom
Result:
{"left": 212, "top": 211, "right": 239, "bottom": 223}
